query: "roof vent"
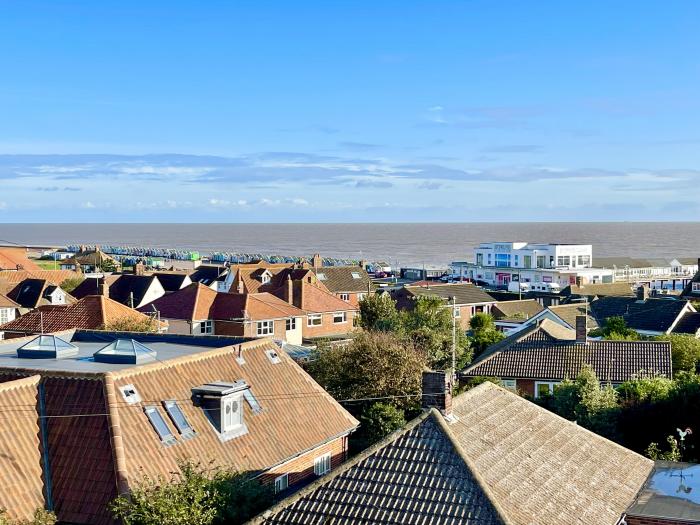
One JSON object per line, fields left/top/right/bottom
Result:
{"left": 17, "top": 335, "right": 79, "bottom": 359}
{"left": 93, "top": 338, "right": 157, "bottom": 364}
{"left": 265, "top": 349, "right": 282, "bottom": 364}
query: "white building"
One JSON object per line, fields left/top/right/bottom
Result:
{"left": 453, "top": 242, "right": 614, "bottom": 289}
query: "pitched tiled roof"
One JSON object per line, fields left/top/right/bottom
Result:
{"left": 394, "top": 283, "right": 496, "bottom": 309}
{"left": 253, "top": 410, "right": 508, "bottom": 525}
{"left": 0, "top": 295, "right": 159, "bottom": 334}
{"left": 0, "top": 269, "right": 81, "bottom": 285}
{"left": 0, "top": 247, "right": 41, "bottom": 272}
{"left": 590, "top": 297, "right": 689, "bottom": 333}
{"left": 491, "top": 300, "right": 544, "bottom": 321}
{"left": 284, "top": 280, "right": 358, "bottom": 313}
{"left": 564, "top": 282, "right": 635, "bottom": 298}
{"left": 0, "top": 292, "right": 19, "bottom": 308}
{"left": 71, "top": 274, "right": 159, "bottom": 307}
{"left": 6, "top": 278, "right": 76, "bottom": 308}
{"left": 672, "top": 311, "right": 700, "bottom": 335}
{"left": 548, "top": 303, "right": 599, "bottom": 330}
{"left": 312, "top": 266, "right": 374, "bottom": 293}
{"left": 448, "top": 382, "right": 654, "bottom": 525}
{"left": 0, "top": 375, "right": 46, "bottom": 522}
{"left": 63, "top": 248, "right": 119, "bottom": 269}
{"left": 462, "top": 324, "right": 672, "bottom": 382}
{"left": 152, "top": 272, "right": 190, "bottom": 292}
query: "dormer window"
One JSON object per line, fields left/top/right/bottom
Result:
{"left": 192, "top": 380, "right": 258, "bottom": 442}
{"left": 259, "top": 270, "right": 272, "bottom": 284}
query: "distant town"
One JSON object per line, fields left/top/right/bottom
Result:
{"left": 1, "top": 241, "right": 699, "bottom": 525}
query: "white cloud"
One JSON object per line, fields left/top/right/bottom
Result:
{"left": 81, "top": 201, "right": 96, "bottom": 209}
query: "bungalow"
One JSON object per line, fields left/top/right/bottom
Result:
{"left": 71, "top": 274, "right": 165, "bottom": 309}
{"left": 561, "top": 281, "right": 635, "bottom": 300}
{"left": 0, "top": 331, "right": 358, "bottom": 524}
{"left": 254, "top": 377, "right": 656, "bottom": 525}
{"left": 681, "top": 262, "right": 700, "bottom": 301}
{"left": 491, "top": 299, "right": 545, "bottom": 333}
{"left": 59, "top": 246, "right": 120, "bottom": 273}
{"left": 151, "top": 271, "right": 192, "bottom": 292}
{"left": 392, "top": 282, "right": 497, "bottom": 330}
{"left": 511, "top": 302, "right": 599, "bottom": 335}
{"left": 139, "top": 283, "right": 307, "bottom": 344}
{"left": 462, "top": 317, "right": 672, "bottom": 398}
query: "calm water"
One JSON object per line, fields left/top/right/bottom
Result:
{"left": 1, "top": 223, "right": 699, "bottom": 267}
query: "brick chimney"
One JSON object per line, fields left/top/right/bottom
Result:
{"left": 284, "top": 275, "right": 294, "bottom": 304}
{"left": 237, "top": 280, "right": 244, "bottom": 294}
{"left": 312, "top": 253, "right": 322, "bottom": 269}
{"left": 636, "top": 285, "right": 649, "bottom": 302}
{"left": 134, "top": 261, "right": 145, "bottom": 276}
{"left": 98, "top": 280, "right": 109, "bottom": 298}
{"left": 575, "top": 315, "right": 587, "bottom": 344}
{"left": 421, "top": 369, "right": 453, "bottom": 417}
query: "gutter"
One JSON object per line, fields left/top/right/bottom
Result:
{"left": 37, "top": 381, "right": 54, "bottom": 510}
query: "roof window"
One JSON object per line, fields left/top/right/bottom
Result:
{"left": 17, "top": 334, "right": 79, "bottom": 359}
{"left": 191, "top": 380, "right": 257, "bottom": 441}
{"left": 163, "top": 400, "right": 195, "bottom": 439}
{"left": 265, "top": 349, "right": 282, "bottom": 364}
{"left": 93, "top": 338, "right": 157, "bottom": 364}
{"left": 351, "top": 272, "right": 361, "bottom": 279}
{"left": 316, "top": 273, "right": 326, "bottom": 280}
{"left": 144, "top": 406, "right": 176, "bottom": 446}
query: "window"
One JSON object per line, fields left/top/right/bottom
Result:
{"left": 286, "top": 317, "right": 297, "bottom": 331}
{"left": 144, "top": 406, "right": 176, "bottom": 445}
{"left": 556, "top": 256, "right": 570, "bottom": 267}
{"left": 221, "top": 396, "right": 243, "bottom": 433}
{"left": 308, "top": 314, "right": 322, "bottom": 326}
{"left": 274, "top": 473, "right": 289, "bottom": 494}
{"left": 316, "top": 272, "right": 326, "bottom": 281}
{"left": 261, "top": 272, "right": 271, "bottom": 284}
{"left": 163, "top": 400, "right": 195, "bottom": 438}
{"left": 199, "top": 320, "right": 213, "bottom": 334}
{"left": 340, "top": 293, "right": 350, "bottom": 301}
{"left": 119, "top": 384, "right": 142, "bottom": 404}
{"left": 243, "top": 389, "right": 263, "bottom": 414}
{"left": 501, "top": 379, "right": 516, "bottom": 391}
{"left": 453, "top": 306, "right": 461, "bottom": 318}
{"left": 693, "top": 282, "right": 700, "bottom": 293}
{"left": 578, "top": 255, "right": 591, "bottom": 267}
{"left": 256, "top": 320, "right": 274, "bottom": 336}
{"left": 333, "top": 312, "right": 347, "bottom": 324}
{"left": 0, "top": 309, "right": 9, "bottom": 324}
{"left": 535, "top": 381, "right": 558, "bottom": 398}
{"left": 265, "top": 349, "right": 282, "bottom": 364}
{"left": 351, "top": 272, "right": 361, "bottom": 279}
{"left": 314, "top": 453, "right": 332, "bottom": 476}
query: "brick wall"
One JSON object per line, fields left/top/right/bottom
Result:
{"left": 261, "top": 436, "right": 348, "bottom": 489}
{"left": 334, "top": 291, "right": 373, "bottom": 308}
{"left": 302, "top": 311, "right": 357, "bottom": 339}
{"left": 625, "top": 516, "right": 692, "bottom": 525}
{"left": 516, "top": 378, "right": 535, "bottom": 397}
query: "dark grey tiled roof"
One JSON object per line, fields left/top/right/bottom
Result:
{"left": 153, "top": 272, "right": 189, "bottom": 292}
{"left": 252, "top": 411, "right": 508, "bottom": 525}
{"left": 462, "top": 326, "right": 671, "bottom": 382}
{"left": 682, "top": 268, "right": 700, "bottom": 298}
{"left": 672, "top": 311, "right": 700, "bottom": 335}
{"left": 312, "top": 266, "right": 373, "bottom": 293}
{"left": 590, "top": 297, "right": 688, "bottom": 333}
{"left": 394, "top": 283, "right": 496, "bottom": 309}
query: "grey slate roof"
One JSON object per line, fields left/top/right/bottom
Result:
{"left": 672, "top": 311, "right": 700, "bottom": 335}
{"left": 491, "top": 300, "right": 544, "bottom": 321}
{"left": 394, "top": 283, "right": 496, "bottom": 309}
{"left": 590, "top": 297, "right": 689, "bottom": 333}
{"left": 462, "top": 324, "right": 672, "bottom": 382}
{"left": 72, "top": 274, "right": 157, "bottom": 307}
{"left": 152, "top": 272, "right": 189, "bottom": 292}
{"left": 563, "top": 282, "right": 635, "bottom": 298}
{"left": 312, "top": 266, "right": 373, "bottom": 294}
{"left": 252, "top": 410, "right": 508, "bottom": 525}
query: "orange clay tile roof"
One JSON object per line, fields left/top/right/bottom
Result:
{"left": 283, "top": 279, "right": 358, "bottom": 313}
{"left": 0, "top": 248, "right": 42, "bottom": 272}
{"left": 0, "top": 269, "right": 82, "bottom": 285}
{"left": 0, "top": 295, "right": 161, "bottom": 334}
{"left": 0, "top": 375, "right": 46, "bottom": 522}
{"left": 108, "top": 338, "right": 359, "bottom": 487}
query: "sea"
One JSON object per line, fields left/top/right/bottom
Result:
{"left": 1, "top": 222, "right": 700, "bottom": 268}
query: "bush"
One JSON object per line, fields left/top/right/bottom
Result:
{"left": 468, "top": 312, "right": 505, "bottom": 356}
{"left": 359, "top": 402, "right": 407, "bottom": 444}
{"left": 59, "top": 277, "right": 84, "bottom": 294}
{"left": 655, "top": 334, "right": 700, "bottom": 376}
{"left": 0, "top": 508, "right": 56, "bottom": 525}
{"left": 100, "top": 316, "right": 160, "bottom": 333}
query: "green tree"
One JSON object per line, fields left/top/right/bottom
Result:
{"left": 468, "top": 312, "right": 505, "bottom": 356}
{"left": 359, "top": 402, "right": 407, "bottom": 444}
{"left": 655, "top": 334, "right": 700, "bottom": 376}
{"left": 0, "top": 509, "right": 56, "bottom": 525}
{"left": 617, "top": 375, "right": 674, "bottom": 405}
{"left": 602, "top": 316, "right": 639, "bottom": 340}
{"left": 646, "top": 435, "right": 682, "bottom": 462}
{"left": 400, "top": 296, "right": 472, "bottom": 369}
{"left": 100, "top": 316, "right": 160, "bottom": 333}
{"left": 358, "top": 293, "right": 400, "bottom": 332}
{"left": 59, "top": 276, "right": 84, "bottom": 294}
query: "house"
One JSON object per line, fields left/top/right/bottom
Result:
{"left": 0, "top": 246, "right": 42, "bottom": 272}
{"left": 254, "top": 378, "right": 656, "bottom": 525}
{"left": 562, "top": 281, "right": 635, "bottom": 300}
{"left": 514, "top": 302, "right": 599, "bottom": 334}
{"left": 462, "top": 317, "right": 672, "bottom": 397}
{"left": 589, "top": 287, "right": 697, "bottom": 336}
{"left": 0, "top": 269, "right": 82, "bottom": 287}
{"left": 491, "top": 299, "right": 545, "bottom": 333}
{"left": 681, "top": 262, "right": 700, "bottom": 300}
{"left": 4, "top": 278, "right": 74, "bottom": 309}
{"left": 392, "top": 282, "right": 497, "bottom": 330}
{"left": 311, "top": 265, "right": 373, "bottom": 307}
{"left": 139, "top": 282, "right": 307, "bottom": 344}
{"left": 400, "top": 265, "right": 449, "bottom": 281}
{"left": 151, "top": 271, "right": 192, "bottom": 292}
{"left": 0, "top": 295, "right": 164, "bottom": 338}
{"left": 0, "top": 330, "right": 358, "bottom": 524}
{"left": 189, "top": 264, "right": 233, "bottom": 292}
{"left": 0, "top": 292, "right": 20, "bottom": 328}
{"left": 71, "top": 274, "right": 165, "bottom": 308}
{"left": 59, "top": 245, "right": 120, "bottom": 273}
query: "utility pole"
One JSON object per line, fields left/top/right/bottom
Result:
{"left": 452, "top": 295, "right": 457, "bottom": 376}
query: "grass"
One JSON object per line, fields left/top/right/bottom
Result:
{"left": 33, "top": 259, "right": 61, "bottom": 270}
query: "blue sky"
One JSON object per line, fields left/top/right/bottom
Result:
{"left": 1, "top": 1, "right": 700, "bottom": 222}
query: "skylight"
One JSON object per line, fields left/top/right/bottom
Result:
{"left": 17, "top": 334, "right": 79, "bottom": 359}
{"left": 351, "top": 272, "right": 361, "bottom": 279}
{"left": 163, "top": 400, "right": 195, "bottom": 439}
{"left": 93, "top": 338, "right": 157, "bottom": 364}
{"left": 316, "top": 273, "right": 326, "bottom": 280}
{"left": 144, "top": 406, "right": 176, "bottom": 446}
{"left": 243, "top": 389, "right": 263, "bottom": 414}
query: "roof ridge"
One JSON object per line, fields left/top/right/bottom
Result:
{"left": 0, "top": 374, "right": 40, "bottom": 393}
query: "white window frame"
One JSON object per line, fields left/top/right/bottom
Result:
{"left": 286, "top": 317, "right": 297, "bottom": 331}
{"left": 693, "top": 282, "right": 700, "bottom": 292}
{"left": 453, "top": 306, "right": 461, "bottom": 318}
{"left": 199, "top": 320, "right": 213, "bottom": 334}
{"left": 333, "top": 312, "right": 347, "bottom": 324}
{"left": 534, "top": 381, "right": 558, "bottom": 398}
{"left": 307, "top": 314, "right": 322, "bottom": 327}
{"left": 274, "top": 473, "right": 289, "bottom": 494}
{"left": 0, "top": 308, "right": 9, "bottom": 324}
{"left": 313, "top": 452, "right": 332, "bottom": 476}
{"left": 339, "top": 293, "right": 350, "bottom": 301}
{"left": 256, "top": 320, "right": 274, "bottom": 336}
{"left": 501, "top": 379, "right": 516, "bottom": 391}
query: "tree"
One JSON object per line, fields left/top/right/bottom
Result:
{"left": 646, "top": 435, "right": 682, "bottom": 462}
{"left": 359, "top": 402, "right": 407, "bottom": 444}
{"left": 655, "top": 334, "right": 700, "bottom": 376}
{"left": 110, "top": 462, "right": 271, "bottom": 525}
{"left": 59, "top": 277, "right": 84, "bottom": 294}
{"left": 468, "top": 312, "right": 504, "bottom": 356}
{"left": 0, "top": 509, "right": 56, "bottom": 525}
{"left": 358, "top": 293, "right": 400, "bottom": 332}
{"left": 100, "top": 316, "right": 160, "bottom": 333}
{"left": 602, "top": 316, "right": 639, "bottom": 340}
{"left": 617, "top": 375, "right": 674, "bottom": 405}
{"left": 400, "top": 296, "right": 472, "bottom": 369}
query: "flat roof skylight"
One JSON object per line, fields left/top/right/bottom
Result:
{"left": 93, "top": 338, "right": 157, "bottom": 364}
{"left": 17, "top": 335, "right": 79, "bottom": 359}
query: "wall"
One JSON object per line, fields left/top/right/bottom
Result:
{"left": 214, "top": 317, "right": 304, "bottom": 345}
{"left": 515, "top": 378, "right": 535, "bottom": 397}
{"left": 625, "top": 516, "right": 692, "bottom": 525}
{"left": 136, "top": 280, "right": 166, "bottom": 308}
{"left": 334, "top": 291, "right": 371, "bottom": 308}
{"left": 0, "top": 307, "right": 16, "bottom": 325}
{"left": 302, "top": 311, "right": 356, "bottom": 339}
{"left": 163, "top": 318, "right": 193, "bottom": 335}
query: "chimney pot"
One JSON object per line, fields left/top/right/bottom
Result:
{"left": 98, "top": 280, "right": 109, "bottom": 299}
{"left": 421, "top": 370, "right": 453, "bottom": 417}
{"left": 575, "top": 315, "right": 587, "bottom": 344}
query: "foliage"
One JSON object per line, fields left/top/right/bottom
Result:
{"left": 655, "top": 334, "right": 700, "bottom": 376}
{"left": 357, "top": 293, "right": 401, "bottom": 332}
{"left": 646, "top": 435, "right": 682, "bottom": 462}
{"left": 110, "top": 462, "right": 271, "bottom": 525}
{"left": 0, "top": 509, "right": 56, "bottom": 525}
{"left": 618, "top": 375, "right": 674, "bottom": 405}
{"left": 100, "top": 258, "right": 120, "bottom": 272}
{"left": 59, "top": 277, "right": 84, "bottom": 294}
{"left": 468, "top": 312, "right": 505, "bottom": 356}
{"left": 359, "top": 402, "right": 407, "bottom": 444}
{"left": 465, "top": 376, "right": 502, "bottom": 389}
{"left": 100, "top": 316, "right": 160, "bottom": 333}
{"left": 400, "top": 296, "right": 472, "bottom": 369}
{"left": 602, "top": 316, "right": 639, "bottom": 340}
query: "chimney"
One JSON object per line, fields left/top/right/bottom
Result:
{"left": 237, "top": 280, "right": 244, "bottom": 294}
{"left": 134, "top": 261, "right": 145, "bottom": 276}
{"left": 312, "top": 253, "right": 322, "bottom": 269}
{"left": 98, "top": 280, "right": 109, "bottom": 298}
{"left": 360, "top": 259, "right": 368, "bottom": 270}
{"left": 284, "top": 275, "right": 294, "bottom": 304}
{"left": 421, "top": 369, "right": 453, "bottom": 417}
{"left": 575, "top": 276, "right": 583, "bottom": 287}
{"left": 636, "top": 285, "right": 649, "bottom": 302}
{"left": 575, "top": 315, "right": 587, "bottom": 344}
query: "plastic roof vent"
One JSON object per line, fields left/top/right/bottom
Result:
{"left": 17, "top": 335, "right": 79, "bottom": 359}
{"left": 93, "top": 338, "right": 157, "bottom": 364}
